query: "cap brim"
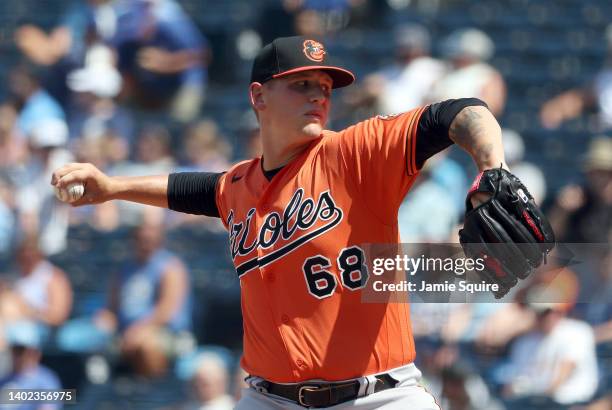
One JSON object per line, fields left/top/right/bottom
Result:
{"left": 272, "top": 65, "right": 355, "bottom": 88}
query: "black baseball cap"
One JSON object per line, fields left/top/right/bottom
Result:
{"left": 250, "top": 36, "right": 355, "bottom": 89}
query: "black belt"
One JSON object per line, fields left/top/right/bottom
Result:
{"left": 253, "top": 373, "right": 398, "bottom": 408}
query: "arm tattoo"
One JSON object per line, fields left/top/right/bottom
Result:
{"left": 449, "top": 106, "right": 498, "bottom": 167}
{"left": 475, "top": 143, "right": 494, "bottom": 166}
{"left": 449, "top": 106, "right": 484, "bottom": 143}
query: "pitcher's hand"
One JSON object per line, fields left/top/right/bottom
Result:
{"left": 51, "top": 163, "right": 116, "bottom": 206}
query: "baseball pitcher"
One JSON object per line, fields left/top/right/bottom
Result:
{"left": 52, "top": 36, "right": 554, "bottom": 409}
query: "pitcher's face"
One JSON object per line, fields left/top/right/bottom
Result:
{"left": 255, "top": 70, "right": 333, "bottom": 141}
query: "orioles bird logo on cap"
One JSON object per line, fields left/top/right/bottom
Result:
{"left": 303, "top": 40, "right": 326, "bottom": 62}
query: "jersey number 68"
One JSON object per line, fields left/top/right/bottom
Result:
{"left": 302, "top": 246, "right": 369, "bottom": 299}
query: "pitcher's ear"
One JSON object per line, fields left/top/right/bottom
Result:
{"left": 249, "top": 82, "right": 266, "bottom": 111}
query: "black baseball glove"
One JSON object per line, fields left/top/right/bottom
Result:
{"left": 459, "top": 167, "right": 555, "bottom": 298}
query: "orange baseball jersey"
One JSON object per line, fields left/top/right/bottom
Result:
{"left": 215, "top": 107, "right": 426, "bottom": 383}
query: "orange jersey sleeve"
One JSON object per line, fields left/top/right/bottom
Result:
{"left": 329, "top": 107, "right": 427, "bottom": 223}
{"left": 215, "top": 159, "right": 254, "bottom": 229}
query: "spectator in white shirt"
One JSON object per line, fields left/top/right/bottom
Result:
{"left": 503, "top": 288, "right": 598, "bottom": 405}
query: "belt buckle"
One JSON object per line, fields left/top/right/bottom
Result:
{"left": 298, "top": 384, "right": 320, "bottom": 407}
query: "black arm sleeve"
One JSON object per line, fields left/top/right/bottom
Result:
{"left": 167, "top": 172, "right": 224, "bottom": 217}
{"left": 415, "top": 98, "right": 488, "bottom": 169}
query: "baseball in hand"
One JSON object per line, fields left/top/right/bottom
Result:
{"left": 54, "top": 182, "right": 85, "bottom": 203}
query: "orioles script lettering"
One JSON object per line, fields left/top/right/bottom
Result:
{"left": 227, "top": 189, "right": 344, "bottom": 277}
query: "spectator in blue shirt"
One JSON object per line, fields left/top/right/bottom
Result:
{"left": 112, "top": 0, "right": 210, "bottom": 122}
{"left": 94, "top": 213, "right": 192, "bottom": 377}
{"left": 7, "top": 66, "right": 65, "bottom": 140}
{"left": 0, "top": 321, "right": 62, "bottom": 410}
{"left": 14, "top": 0, "right": 118, "bottom": 106}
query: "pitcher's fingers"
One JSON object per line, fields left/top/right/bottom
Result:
{"left": 56, "top": 169, "right": 91, "bottom": 188}
{"left": 70, "top": 193, "right": 95, "bottom": 207}
{"left": 51, "top": 163, "right": 88, "bottom": 185}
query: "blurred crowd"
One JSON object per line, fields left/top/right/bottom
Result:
{"left": 0, "top": 0, "right": 610, "bottom": 409}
